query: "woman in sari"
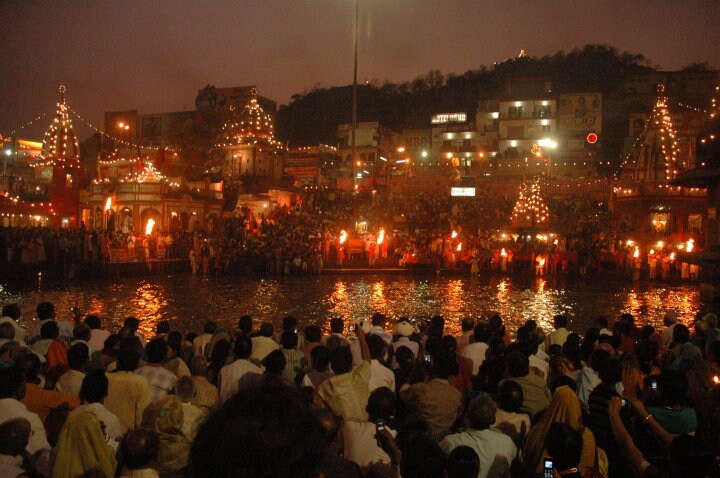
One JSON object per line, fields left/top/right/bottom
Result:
{"left": 143, "top": 395, "right": 191, "bottom": 477}
{"left": 52, "top": 412, "right": 117, "bottom": 478}
{"left": 523, "top": 385, "right": 604, "bottom": 477}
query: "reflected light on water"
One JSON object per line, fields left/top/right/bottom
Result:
{"left": 1, "top": 274, "right": 706, "bottom": 337}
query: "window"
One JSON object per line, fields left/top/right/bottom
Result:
{"left": 535, "top": 105, "right": 551, "bottom": 118}
{"left": 509, "top": 106, "right": 523, "bottom": 118}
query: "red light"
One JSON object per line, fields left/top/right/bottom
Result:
{"left": 586, "top": 133, "right": 598, "bottom": 144}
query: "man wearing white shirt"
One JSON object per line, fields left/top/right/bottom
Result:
{"left": 85, "top": 315, "right": 111, "bottom": 351}
{"left": 342, "top": 387, "right": 398, "bottom": 471}
{"left": 29, "top": 302, "right": 74, "bottom": 341}
{"left": 55, "top": 343, "right": 87, "bottom": 396}
{"left": 0, "top": 367, "right": 50, "bottom": 457}
{"left": 0, "top": 303, "right": 26, "bottom": 344}
{"left": 391, "top": 321, "right": 419, "bottom": 368}
{"left": 135, "top": 338, "right": 177, "bottom": 403}
{"left": 250, "top": 323, "right": 280, "bottom": 364}
{"left": 68, "top": 369, "right": 126, "bottom": 442}
{"left": 219, "top": 336, "right": 262, "bottom": 403}
{"left": 322, "top": 317, "right": 350, "bottom": 347}
{"left": 367, "top": 334, "right": 395, "bottom": 393}
{"left": 369, "top": 313, "right": 393, "bottom": 345}
{"left": 461, "top": 322, "right": 491, "bottom": 376}
{"left": 440, "top": 395, "right": 517, "bottom": 478}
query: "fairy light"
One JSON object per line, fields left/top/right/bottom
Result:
{"left": 33, "top": 85, "right": 80, "bottom": 169}
{"left": 216, "top": 88, "right": 283, "bottom": 149}
{"left": 511, "top": 179, "right": 549, "bottom": 227}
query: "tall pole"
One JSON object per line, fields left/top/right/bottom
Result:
{"left": 351, "top": 0, "right": 358, "bottom": 184}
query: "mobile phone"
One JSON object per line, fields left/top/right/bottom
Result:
{"left": 543, "top": 458, "right": 554, "bottom": 478}
{"left": 650, "top": 380, "right": 658, "bottom": 391}
{"left": 294, "top": 328, "right": 298, "bottom": 334}
{"left": 424, "top": 353, "right": 432, "bottom": 363}
{"left": 376, "top": 419, "right": 385, "bottom": 446}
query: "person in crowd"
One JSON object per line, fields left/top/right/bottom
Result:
{"left": 190, "top": 355, "right": 218, "bottom": 413}
{"left": 52, "top": 411, "right": 117, "bottom": 478}
{"left": 250, "top": 322, "right": 280, "bottom": 363}
{"left": 206, "top": 336, "right": 231, "bottom": 386}
{"left": 155, "top": 321, "right": 170, "bottom": 340}
{"left": 17, "top": 353, "right": 80, "bottom": 422}
{"left": 142, "top": 395, "right": 192, "bottom": 476}
{"left": 0, "top": 303, "right": 27, "bottom": 344}
{"left": 446, "top": 446, "right": 480, "bottom": 478}
{"left": 324, "top": 317, "right": 350, "bottom": 347}
{"left": 492, "top": 379, "right": 530, "bottom": 442}
{"left": 136, "top": 338, "right": 178, "bottom": 403}
{"left": 84, "top": 315, "right": 110, "bottom": 352}
{"left": 392, "top": 319, "right": 419, "bottom": 364}
{"left": 193, "top": 321, "right": 217, "bottom": 358}
{"left": 545, "top": 314, "right": 571, "bottom": 349}
{"left": 370, "top": 312, "right": 393, "bottom": 344}
{"left": 442, "top": 335, "right": 473, "bottom": 394}
{"left": 68, "top": 369, "right": 125, "bottom": 442}
{"left": 646, "top": 369, "right": 697, "bottom": 435}
{"left": 55, "top": 342, "right": 87, "bottom": 396}
{"left": 0, "top": 322, "right": 15, "bottom": 349}
{"left": 0, "top": 367, "right": 50, "bottom": 461}
{"left": 30, "top": 301, "right": 72, "bottom": 340}
{"left": 499, "top": 351, "right": 550, "bottom": 418}
{"left": 175, "top": 376, "right": 206, "bottom": 441}
{"left": 304, "top": 324, "right": 323, "bottom": 364}
{"left": 236, "top": 315, "right": 253, "bottom": 338}
{"left": 302, "top": 345, "right": 335, "bottom": 389}
{"left": 218, "top": 335, "right": 261, "bottom": 403}
{"left": 0, "top": 418, "right": 32, "bottom": 477}
{"left": 455, "top": 317, "right": 475, "bottom": 352}
{"left": 119, "top": 429, "right": 160, "bottom": 478}
{"left": 105, "top": 346, "right": 152, "bottom": 430}
{"left": 576, "top": 348, "right": 608, "bottom": 411}
{"left": 660, "top": 310, "right": 678, "bottom": 351}
{"left": 123, "top": 317, "right": 146, "bottom": 348}
{"left": 400, "top": 351, "right": 463, "bottom": 438}
{"left": 524, "top": 385, "right": 601, "bottom": 477}
{"left": 164, "top": 331, "right": 191, "bottom": 378}
{"left": 314, "top": 406, "right": 363, "bottom": 478}
{"left": 368, "top": 333, "right": 396, "bottom": 392}
{"left": 476, "top": 337, "right": 507, "bottom": 395}
{"left": 669, "top": 323, "right": 701, "bottom": 372}
{"left": 342, "top": 387, "right": 398, "bottom": 471}
{"left": 316, "top": 325, "right": 371, "bottom": 420}
{"left": 190, "top": 384, "right": 327, "bottom": 478}
{"left": 280, "top": 331, "right": 306, "bottom": 384}
{"left": 461, "top": 321, "right": 491, "bottom": 377}
{"left": 440, "top": 395, "right": 517, "bottom": 478}
{"left": 545, "top": 423, "right": 584, "bottom": 478}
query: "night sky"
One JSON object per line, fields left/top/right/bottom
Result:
{"left": 1, "top": 0, "right": 718, "bottom": 140}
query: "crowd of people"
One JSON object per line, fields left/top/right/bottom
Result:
{"left": 1, "top": 299, "right": 719, "bottom": 477}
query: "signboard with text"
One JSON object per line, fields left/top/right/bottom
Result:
{"left": 558, "top": 93, "right": 602, "bottom": 134}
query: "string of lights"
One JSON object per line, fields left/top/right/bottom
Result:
{"left": 511, "top": 179, "right": 549, "bottom": 226}
{"left": 3, "top": 112, "right": 48, "bottom": 138}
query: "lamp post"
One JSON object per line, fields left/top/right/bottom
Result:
{"left": 351, "top": 0, "right": 359, "bottom": 186}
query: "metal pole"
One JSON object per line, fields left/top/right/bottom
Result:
{"left": 351, "top": 0, "right": 358, "bottom": 182}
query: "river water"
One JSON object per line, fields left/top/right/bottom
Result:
{"left": 1, "top": 273, "right": 705, "bottom": 338}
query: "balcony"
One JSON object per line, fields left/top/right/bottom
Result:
{"left": 499, "top": 112, "right": 556, "bottom": 120}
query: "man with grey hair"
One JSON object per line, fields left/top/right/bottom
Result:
{"left": 439, "top": 395, "right": 517, "bottom": 478}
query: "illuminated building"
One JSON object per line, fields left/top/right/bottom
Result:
{"left": 613, "top": 84, "right": 706, "bottom": 245}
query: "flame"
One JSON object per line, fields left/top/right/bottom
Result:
{"left": 537, "top": 256, "right": 546, "bottom": 266}
{"left": 686, "top": 239, "right": 695, "bottom": 252}
{"left": 627, "top": 240, "right": 635, "bottom": 247}
{"left": 339, "top": 230, "right": 347, "bottom": 244}
{"left": 377, "top": 228, "right": 385, "bottom": 245}
{"left": 451, "top": 230, "right": 458, "bottom": 239}
{"left": 104, "top": 197, "right": 112, "bottom": 211}
{"left": 633, "top": 246, "right": 640, "bottom": 258}
{"left": 669, "top": 252, "right": 676, "bottom": 262}
{"left": 500, "top": 248, "right": 507, "bottom": 257}
{"left": 456, "top": 243, "right": 462, "bottom": 252}
{"left": 145, "top": 218, "right": 155, "bottom": 235}
{"left": 553, "top": 239, "right": 558, "bottom": 245}
{"left": 713, "top": 375, "right": 719, "bottom": 384}
{"left": 649, "top": 249, "right": 655, "bottom": 255}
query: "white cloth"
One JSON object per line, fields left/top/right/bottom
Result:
{"left": 68, "top": 402, "right": 126, "bottom": 440}
{"left": 342, "top": 419, "right": 397, "bottom": 469}
{"left": 662, "top": 324, "right": 676, "bottom": 350}
{"left": 369, "top": 326, "right": 393, "bottom": 344}
{"left": 135, "top": 365, "right": 178, "bottom": 403}
{"left": 369, "top": 359, "right": 396, "bottom": 393}
{"left": 529, "top": 354, "right": 549, "bottom": 381}
{"left": 218, "top": 359, "right": 262, "bottom": 403}
{"left": 55, "top": 369, "right": 85, "bottom": 396}
{"left": 0, "top": 398, "right": 50, "bottom": 455}
{"left": 250, "top": 336, "right": 280, "bottom": 362}
{"left": 0, "top": 454, "right": 25, "bottom": 478}
{"left": 461, "top": 341, "right": 489, "bottom": 376}
{"left": 0, "top": 317, "right": 26, "bottom": 344}
{"left": 440, "top": 428, "right": 517, "bottom": 478}
{"left": 88, "top": 329, "right": 111, "bottom": 351}
{"left": 180, "top": 402, "right": 206, "bottom": 440}
{"left": 492, "top": 409, "right": 530, "bottom": 437}
{"left": 193, "top": 333, "right": 213, "bottom": 357}
{"left": 576, "top": 366, "right": 601, "bottom": 411}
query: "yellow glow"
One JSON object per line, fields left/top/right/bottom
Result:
{"left": 669, "top": 252, "right": 676, "bottom": 262}
{"left": 626, "top": 240, "right": 635, "bottom": 246}
{"left": 377, "top": 228, "right": 385, "bottom": 245}
{"left": 451, "top": 230, "right": 458, "bottom": 239}
{"left": 657, "top": 241, "right": 664, "bottom": 248}
{"left": 500, "top": 248, "right": 507, "bottom": 257}
{"left": 633, "top": 246, "right": 640, "bottom": 258}
{"left": 456, "top": 243, "right": 462, "bottom": 252}
{"left": 686, "top": 239, "right": 695, "bottom": 252}
{"left": 397, "top": 147, "right": 405, "bottom": 153}
{"left": 339, "top": 230, "right": 347, "bottom": 244}
{"left": 104, "top": 197, "right": 112, "bottom": 211}
{"left": 145, "top": 218, "right": 155, "bottom": 235}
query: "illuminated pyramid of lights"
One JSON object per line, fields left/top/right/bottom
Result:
{"left": 216, "top": 88, "right": 281, "bottom": 148}
{"left": 38, "top": 85, "right": 80, "bottom": 168}
{"left": 511, "top": 180, "right": 549, "bottom": 228}
{"left": 620, "top": 84, "right": 680, "bottom": 183}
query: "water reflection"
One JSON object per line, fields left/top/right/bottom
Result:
{"left": 1, "top": 274, "right": 705, "bottom": 336}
